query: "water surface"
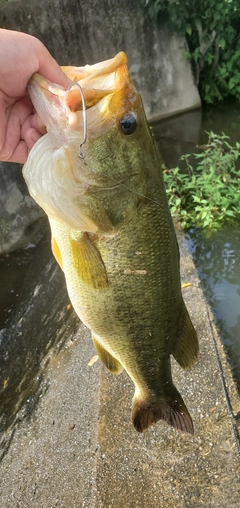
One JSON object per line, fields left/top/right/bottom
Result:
{"left": 187, "top": 225, "right": 240, "bottom": 390}
{"left": 153, "top": 100, "right": 240, "bottom": 392}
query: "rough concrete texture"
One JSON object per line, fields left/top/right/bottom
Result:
{"left": 0, "top": 162, "right": 45, "bottom": 254}
{"left": 0, "top": 0, "right": 200, "bottom": 120}
{"left": 0, "top": 229, "right": 239, "bottom": 507}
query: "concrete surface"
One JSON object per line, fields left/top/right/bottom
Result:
{"left": 0, "top": 228, "right": 239, "bottom": 507}
{"left": 0, "top": 0, "right": 201, "bottom": 120}
{"left": 0, "top": 162, "right": 45, "bottom": 254}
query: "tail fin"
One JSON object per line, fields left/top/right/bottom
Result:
{"left": 132, "top": 385, "right": 194, "bottom": 434}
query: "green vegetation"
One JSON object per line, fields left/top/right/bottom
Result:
{"left": 163, "top": 132, "right": 240, "bottom": 230}
{"left": 142, "top": 0, "right": 240, "bottom": 103}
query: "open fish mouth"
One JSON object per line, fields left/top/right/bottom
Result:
{"left": 24, "top": 52, "right": 143, "bottom": 232}
{"left": 28, "top": 52, "right": 137, "bottom": 139}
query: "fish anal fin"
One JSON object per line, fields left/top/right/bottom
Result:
{"left": 132, "top": 385, "right": 194, "bottom": 434}
{"left": 92, "top": 334, "right": 123, "bottom": 374}
{"left": 172, "top": 305, "right": 199, "bottom": 369}
{"left": 70, "top": 232, "right": 108, "bottom": 289}
{"left": 51, "top": 235, "right": 64, "bottom": 271}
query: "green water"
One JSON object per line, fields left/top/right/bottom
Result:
{"left": 153, "top": 100, "right": 240, "bottom": 392}
{"left": 187, "top": 225, "right": 240, "bottom": 390}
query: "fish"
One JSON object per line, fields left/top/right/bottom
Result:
{"left": 23, "top": 51, "right": 198, "bottom": 434}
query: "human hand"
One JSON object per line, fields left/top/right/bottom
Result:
{"left": 0, "top": 29, "right": 71, "bottom": 164}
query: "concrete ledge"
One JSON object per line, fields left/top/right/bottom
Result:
{"left": 0, "top": 229, "right": 239, "bottom": 507}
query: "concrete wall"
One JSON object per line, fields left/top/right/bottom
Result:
{"left": 0, "top": 0, "right": 201, "bottom": 253}
{"left": 0, "top": 0, "right": 200, "bottom": 120}
{"left": 0, "top": 162, "right": 46, "bottom": 254}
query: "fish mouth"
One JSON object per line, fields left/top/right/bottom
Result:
{"left": 28, "top": 52, "right": 136, "bottom": 135}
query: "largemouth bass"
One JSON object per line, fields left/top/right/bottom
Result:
{"left": 23, "top": 52, "right": 198, "bottom": 434}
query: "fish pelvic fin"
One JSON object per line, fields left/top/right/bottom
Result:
{"left": 172, "top": 304, "right": 199, "bottom": 369}
{"left": 92, "top": 334, "right": 123, "bottom": 374}
{"left": 132, "top": 386, "right": 194, "bottom": 434}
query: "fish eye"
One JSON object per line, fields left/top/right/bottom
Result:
{"left": 119, "top": 113, "right": 137, "bottom": 135}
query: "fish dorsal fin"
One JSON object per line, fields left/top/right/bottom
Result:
{"left": 70, "top": 232, "right": 108, "bottom": 289}
{"left": 92, "top": 334, "right": 123, "bottom": 374}
{"left": 172, "top": 305, "right": 199, "bottom": 369}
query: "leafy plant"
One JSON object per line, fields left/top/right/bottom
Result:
{"left": 142, "top": 0, "right": 240, "bottom": 103}
{"left": 163, "top": 132, "right": 240, "bottom": 230}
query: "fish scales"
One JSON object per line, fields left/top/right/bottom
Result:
{"left": 50, "top": 202, "right": 179, "bottom": 359}
{"left": 23, "top": 51, "right": 198, "bottom": 434}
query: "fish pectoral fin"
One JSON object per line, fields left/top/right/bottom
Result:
{"left": 70, "top": 233, "right": 108, "bottom": 289}
{"left": 51, "top": 235, "right": 64, "bottom": 271}
{"left": 172, "top": 305, "right": 199, "bottom": 369}
{"left": 132, "top": 385, "right": 194, "bottom": 434}
{"left": 92, "top": 334, "right": 123, "bottom": 374}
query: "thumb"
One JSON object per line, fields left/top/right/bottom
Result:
{"left": 33, "top": 38, "right": 72, "bottom": 89}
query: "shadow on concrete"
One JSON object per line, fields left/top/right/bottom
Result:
{"left": 0, "top": 233, "right": 80, "bottom": 459}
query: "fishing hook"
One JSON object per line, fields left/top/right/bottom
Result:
{"left": 68, "top": 81, "right": 87, "bottom": 163}
{"left": 67, "top": 85, "right": 167, "bottom": 212}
